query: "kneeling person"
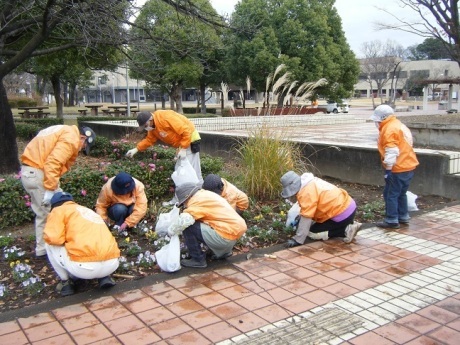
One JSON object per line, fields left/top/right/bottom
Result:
{"left": 168, "top": 182, "right": 247, "bottom": 268}
{"left": 280, "top": 171, "right": 362, "bottom": 247}
{"left": 96, "top": 172, "right": 148, "bottom": 232}
{"left": 44, "top": 192, "right": 120, "bottom": 296}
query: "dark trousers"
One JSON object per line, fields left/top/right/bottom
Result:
{"left": 108, "top": 203, "right": 134, "bottom": 226}
{"left": 310, "top": 210, "right": 356, "bottom": 238}
{"left": 182, "top": 222, "right": 206, "bottom": 261}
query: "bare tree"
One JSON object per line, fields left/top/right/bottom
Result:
{"left": 360, "top": 40, "right": 406, "bottom": 108}
{"left": 376, "top": 0, "right": 460, "bottom": 65}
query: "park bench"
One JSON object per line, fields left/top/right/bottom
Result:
{"left": 78, "top": 109, "right": 88, "bottom": 115}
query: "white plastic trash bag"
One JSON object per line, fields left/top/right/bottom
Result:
{"left": 407, "top": 191, "right": 419, "bottom": 211}
{"left": 155, "top": 235, "right": 181, "bottom": 273}
{"left": 155, "top": 206, "right": 180, "bottom": 237}
{"left": 172, "top": 158, "right": 199, "bottom": 187}
{"left": 286, "top": 202, "right": 301, "bottom": 227}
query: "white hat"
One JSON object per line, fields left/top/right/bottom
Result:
{"left": 369, "top": 104, "right": 394, "bottom": 122}
{"left": 280, "top": 171, "right": 301, "bottom": 198}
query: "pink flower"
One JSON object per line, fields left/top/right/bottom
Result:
{"left": 103, "top": 175, "right": 108, "bottom": 182}
{"left": 23, "top": 195, "right": 30, "bottom": 199}
{"left": 25, "top": 201, "right": 31, "bottom": 207}
{"left": 81, "top": 189, "right": 87, "bottom": 196}
{"left": 0, "top": 178, "right": 5, "bottom": 183}
{"left": 139, "top": 162, "right": 145, "bottom": 167}
{"left": 14, "top": 172, "right": 21, "bottom": 179}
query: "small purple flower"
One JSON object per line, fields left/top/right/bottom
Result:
{"left": 25, "top": 201, "right": 31, "bottom": 207}
{"left": 81, "top": 189, "right": 87, "bottom": 196}
{"left": 103, "top": 175, "right": 108, "bottom": 182}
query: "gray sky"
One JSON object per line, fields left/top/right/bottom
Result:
{"left": 210, "top": 0, "right": 424, "bottom": 57}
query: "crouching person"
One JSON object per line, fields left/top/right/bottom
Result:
{"left": 280, "top": 171, "right": 362, "bottom": 247}
{"left": 44, "top": 192, "right": 120, "bottom": 297}
{"left": 96, "top": 172, "right": 148, "bottom": 233}
{"left": 168, "top": 182, "right": 247, "bottom": 268}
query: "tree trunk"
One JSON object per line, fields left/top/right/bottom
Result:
{"left": 51, "top": 76, "right": 64, "bottom": 118}
{"left": 0, "top": 79, "right": 20, "bottom": 174}
{"left": 175, "top": 84, "right": 183, "bottom": 113}
{"left": 63, "top": 82, "right": 68, "bottom": 106}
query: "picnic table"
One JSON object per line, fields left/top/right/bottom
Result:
{"left": 84, "top": 104, "right": 103, "bottom": 116}
{"left": 105, "top": 105, "right": 138, "bottom": 117}
{"left": 18, "top": 106, "right": 50, "bottom": 118}
{"left": 77, "top": 109, "right": 88, "bottom": 116}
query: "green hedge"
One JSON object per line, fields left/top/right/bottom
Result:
{"left": 14, "top": 118, "right": 64, "bottom": 140}
{"left": 8, "top": 98, "right": 38, "bottom": 108}
{"left": 182, "top": 107, "right": 217, "bottom": 115}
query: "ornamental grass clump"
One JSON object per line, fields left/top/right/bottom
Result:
{"left": 235, "top": 124, "right": 307, "bottom": 200}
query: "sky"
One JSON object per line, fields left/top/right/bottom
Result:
{"left": 210, "top": 0, "right": 425, "bottom": 57}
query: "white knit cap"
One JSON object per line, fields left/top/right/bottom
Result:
{"left": 369, "top": 104, "right": 394, "bottom": 122}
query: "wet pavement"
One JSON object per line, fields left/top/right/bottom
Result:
{"left": 1, "top": 205, "right": 460, "bottom": 344}
{"left": 2, "top": 104, "right": 460, "bottom": 344}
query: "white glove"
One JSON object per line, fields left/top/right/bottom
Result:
{"left": 167, "top": 213, "right": 195, "bottom": 236}
{"left": 177, "top": 148, "right": 187, "bottom": 160}
{"left": 126, "top": 148, "right": 138, "bottom": 158}
{"left": 42, "top": 190, "right": 55, "bottom": 206}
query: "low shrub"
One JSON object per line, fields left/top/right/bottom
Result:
{"left": 8, "top": 97, "right": 39, "bottom": 108}
{"left": 182, "top": 107, "right": 217, "bottom": 115}
{"left": 0, "top": 176, "right": 34, "bottom": 228}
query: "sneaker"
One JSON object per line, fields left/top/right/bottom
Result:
{"left": 376, "top": 221, "right": 400, "bottom": 229}
{"left": 56, "top": 280, "right": 75, "bottom": 297}
{"left": 211, "top": 252, "right": 233, "bottom": 260}
{"left": 343, "top": 222, "right": 362, "bottom": 243}
{"left": 399, "top": 219, "right": 410, "bottom": 225}
{"left": 285, "top": 238, "right": 301, "bottom": 248}
{"left": 98, "top": 276, "right": 116, "bottom": 289}
{"left": 180, "top": 258, "right": 207, "bottom": 268}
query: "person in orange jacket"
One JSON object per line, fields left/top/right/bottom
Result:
{"left": 370, "top": 105, "right": 419, "bottom": 229}
{"left": 280, "top": 171, "right": 362, "bottom": 247}
{"left": 167, "top": 182, "right": 247, "bottom": 268}
{"left": 125, "top": 110, "right": 203, "bottom": 205}
{"left": 44, "top": 192, "right": 120, "bottom": 297}
{"left": 96, "top": 172, "right": 148, "bottom": 232}
{"left": 20, "top": 125, "right": 96, "bottom": 258}
{"left": 202, "top": 174, "right": 249, "bottom": 214}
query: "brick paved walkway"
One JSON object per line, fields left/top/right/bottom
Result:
{"left": 1, "top": 204, "right": 460, "bottom": 344}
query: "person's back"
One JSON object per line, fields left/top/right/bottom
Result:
{"left": 185, "top": 189, "right": 247, "bottom": 241}
{"left": 45, "top": 201, "right": 120, "bottom": 262}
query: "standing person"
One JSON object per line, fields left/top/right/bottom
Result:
{"left": 125, "top": 110, "right": 203, "bottom": 204}
{"left": 167, "top": 182, "right": 247, "bottom": 268}
{"left": 44, "top": 192, "right": 120, "bottom": 297}
{"left": 370, "top": 105, "right": 419, "bottom": 229}
{"left": 20, "top": 125, "right": 96, "bottom": 258}
{"left": 202, "top": 174, "right": 249, "bottom": 214}
{"left": 280, "top": 171, "right": 362, "bottom": 247}
{"left": 96, "top": 172, "right": 148, "bottom": 232}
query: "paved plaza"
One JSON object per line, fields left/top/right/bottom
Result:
{"left": 1, "top": 206, "right": 460, "bottom": 344}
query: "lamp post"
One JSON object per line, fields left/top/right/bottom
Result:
{"left": 125, "top": 65, "right": 130, "bottom": 117}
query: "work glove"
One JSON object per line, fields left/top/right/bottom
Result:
{"left": 177, "top": 148, "right": 187, "bottom": 160}
{"left": 126, "top": 148, "right": 138, "bottom": 158}
{"left": 42, "top": 190, "right": 55, "bottom": 207}
{"left": 384, "top": 169, "right": 392, "bottom": 179}
{"left": 167, "top": 213, "right": 195, "bottom": 237}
